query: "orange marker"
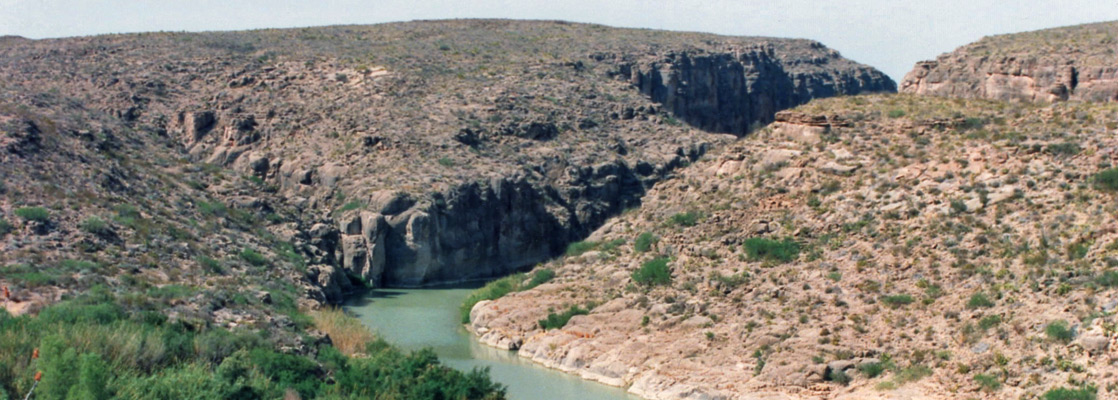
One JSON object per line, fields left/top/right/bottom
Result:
{"left": 34, "top": 371, "right": 41, "bottom": 381}
{"left": 3, "top": 286, "right": 9, "bottom": 300}
{"left": 32, "top": 348, "right": 38, "bottom": 360}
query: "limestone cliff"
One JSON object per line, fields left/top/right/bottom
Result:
{"left": 901, "top": 21, "right": 1118, "bottom": 102}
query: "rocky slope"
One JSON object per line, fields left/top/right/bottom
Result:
{"left": 470, "top": 94, "right": 1118, "bottom": 399}
{"left": 900, "top": 20, "right": 1118, "bottom": 102}
{"left": 0, "top": 18, "right": 893, "bottom": 319}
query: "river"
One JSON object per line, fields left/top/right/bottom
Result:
{"left": 346, "top": 284, "right": 640, "bottom": 400}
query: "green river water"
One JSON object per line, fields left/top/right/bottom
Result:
{"left": 346, "top": 284, "right": 640, "bottom": 400}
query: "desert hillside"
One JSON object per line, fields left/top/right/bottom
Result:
{"left": 470, "top": 93, "right": 1118, "bottom": 399}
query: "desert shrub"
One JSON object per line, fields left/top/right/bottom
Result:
{"left": 743, "top": 237, "right": 800, "bottom": 263}
{"left": 826, "top": 368, "right": 851, "bottom": 385}
{"left": 1093, "top": 168, "right": 1118, "bottom": 192}
{"left": 538, "top": 305, "right": 589, "bottom": 330}
{"left": 526, "top": 269, "right": 555, "bottom": 288}
{"left": 858, "top": 362, "right": 885, "bottom": 378}
{"left": 881, "top": 294, "right": 915, "bottom": 308}
{"left": 1095, "top": 270, "right": 1118, "bottom": 287}
{"left": 565, "top": 240, "right": 598, "bottom": 257}
{"left": 1046, "top": 142, "right": 1081, "bottom": 156}
{"left": 14, "top": 207, "right": 49, "bottom": 222}
{"left": 978, "top": 315, "right": 1002, "bottom": 331}
{"left": 459, "top": 273, "right": 526, "bottom": 323}
{"left": 239, "top": 248, "right": 268, "bottom": 266}
{"left": 197, "top": 256, "right": 224, "bottom": 274}
{"left": 667, "top": 211, "right": 701, "bottom": 227}
{"left": 1045, "top": 320, "right": 1074, "bottom": 343}
{"left": 79, "top": 216, "right": 111, "bottom": 235}
{"left": 974, "top": 373, "right": 1001, "bottom": 392}
{"left": 631, "top": 257, "right": 671, "bottom": 286}
{"left": 309, "top": 308, "right": 376, "bottom": 357}
{"left": 887, "top": 109, "right": 906, "bottom": 118}
{"left": 197, "top": 200, "right": 227, "bottom": 218}
{"left": 634, "top": 232, "right": 658, "bottom": 253}
{"left": 0, "top": 218, "right": 12, "bottom": 235}
{"left": 1043, "top": 386, "right": 1097, "bottom": 400}
{"left": 437, "top": 157, "right": 455, "bottom": 167}
{"left": 967, "top": 293, "right": 995, "bottom": 309}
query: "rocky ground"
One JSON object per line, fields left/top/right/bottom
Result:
{"left": 470, "top": 93, "right": 1118, "bottom": 399}
{"left": 901, "top": 21, "right": 1118, "bottom": 102}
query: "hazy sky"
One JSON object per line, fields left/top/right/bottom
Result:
{"left": 2, "top": 0, "right": 1117, "bottom": 81}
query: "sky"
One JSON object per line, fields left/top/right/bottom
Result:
{"left": 2, "top": 0, "right": 1117, "bottom": 81}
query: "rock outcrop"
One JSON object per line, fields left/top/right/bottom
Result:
{"left": 613, "top": 44, "right": 895, "bottom": 135}
{"left": 901, "top": 20, "right": 1118, "bottom": 102}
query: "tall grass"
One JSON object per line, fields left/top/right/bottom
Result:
{"left": 310, "top": 308, "right": 375, "bottom": 356}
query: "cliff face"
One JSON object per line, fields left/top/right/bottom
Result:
{"left": 616, "top": 45, "right": 895, "bottom": 135}
{"left": 0, "top": 20, "right": 893, "bottom": 310}
{"left": 901, "top": 20, "right": 1118, "bottom": 102}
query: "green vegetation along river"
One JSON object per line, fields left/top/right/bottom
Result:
{"left": 346, "top": 285, "right": 640, "bottom": 400}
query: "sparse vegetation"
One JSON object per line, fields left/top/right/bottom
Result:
{"left": 79, "top": 216, "right": 111, "bottom": 235}
{"left": 1042, "top": 386, "right": 1097, "bottom": 400}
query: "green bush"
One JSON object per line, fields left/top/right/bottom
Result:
{"left": 887, "top": 109, "right": 906, "bottom": 118}
{"left": 967, "top": 293, "right": 995, "bottom": 309}
{"left": 667, "top": 211, "right": 701, "bottom": 227}
{"left": 565, "top": 240, "right": 598, "bottom": 257}
{"left": 743, "top": 237, "right": 800, "bottom": 263}
{"left": 526, "top": 269, "right": 555, "bottom": 288}
{"left": 634, "top": 232, "right": 657, "bottom": 253}
{"left": 1094, "top": 168, "right": 1118, "bottom": 192}
{"left": 857, "top": 362, "right": 885, "bottom": 378}
{"left": 1043, "top": 386, "right": 1097, "bottom": 400}
{"left": 79, "top": 216, "right": 111, "bottom": 235}
{"left": 0, "top": 218, "right": 12, "bottom": 236}
{"left": 1045, "top": 320, "right": 1074, "bottom": 343}
{"left": 538, "top": 305, "right": 589, "bottom": 330}
{"left": 197, "top": 256, "right": 224, "bottom": 274}
{"left": 14, "top": 206, "right": 49, "bottom": 222}
{"left": 631, "top": 257, "right": 671, "bottom": 286}
{"left": 880, "top": 294, "right": 914, "bottom": 308}
{"left": 239, "top": 248, "right": 269, "bottom": 266}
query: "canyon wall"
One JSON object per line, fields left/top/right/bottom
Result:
{"left": 901, "top": 21, "right": 1118, "bottom": 102}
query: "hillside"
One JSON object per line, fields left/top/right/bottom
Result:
{"left": 900, "top": 20, "right": 1118, "bottom": 102}
{"left": 469, "top": 94, "right": 1118, "bottom": 399}
{"left": 0, "top": 20, "right": 892, "bottom": 399}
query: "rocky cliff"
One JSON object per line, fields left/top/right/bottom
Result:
{"left": 0, "top": 20, "right": 893, "bottom": 316}
{"left": 901, "top": 21, "right": 1118, "bottom": 102}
